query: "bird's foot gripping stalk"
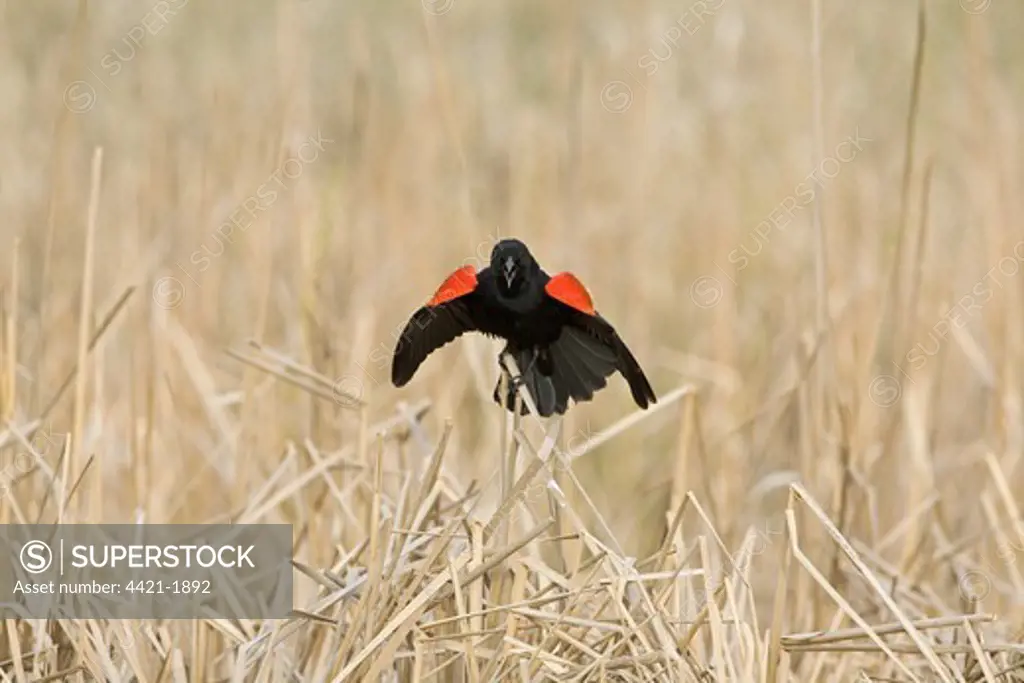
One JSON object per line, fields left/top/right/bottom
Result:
{"left": 499, "top": 352, "right": 539, "bottom": 392}
{"left": 498, "top": 357, "right": 525, "bottom": 392}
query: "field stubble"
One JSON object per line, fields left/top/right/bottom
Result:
{"left": 0, "top": 0, "right": 1023, "bottom": 680}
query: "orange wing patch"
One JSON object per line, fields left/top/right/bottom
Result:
{"left": 545, "top": 272, "right": 596, "bottom": 315}
{"left": 426, "top": 266, "right": 478, "bottom": 307}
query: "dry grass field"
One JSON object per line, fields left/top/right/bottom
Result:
{"left": 1, "top": 0, "right": 1024, "bottom": 680}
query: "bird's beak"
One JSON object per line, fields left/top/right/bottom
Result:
{"left": 503, "top": 258, "right": 516, "bottom": 287}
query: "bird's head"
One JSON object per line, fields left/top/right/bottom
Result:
{"left": 490, "top": 239, "right": 537, "bottom": 297}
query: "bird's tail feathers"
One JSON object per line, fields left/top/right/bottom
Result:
{"left": 492, "top": 326, "right": 654, "bottom": 416}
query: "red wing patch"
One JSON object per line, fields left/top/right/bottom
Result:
{"left": 426, "top": 265, "right": 478, "bottom": 307}
{"left": 545, "top": 272, "right": 596, "bottom": 315}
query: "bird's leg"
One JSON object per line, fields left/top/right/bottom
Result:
{"left": 498, "top": 353, "right": 523, "bottom": 392}
{"left": 499, "top": 352, "right": 539, "bottom": 393}
{"left": 520, "top": 352, "right": 539, "bottom": 378}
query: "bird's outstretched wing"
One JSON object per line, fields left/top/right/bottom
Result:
{"left": 543, "top": 272, "right": 657, "bottom": 409}
{"left": 392, "top": 266, "right": 479, "bottom": 387}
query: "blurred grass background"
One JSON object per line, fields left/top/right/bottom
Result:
{"left": 1, "top": 0, "right": 1024, "bottom": 678}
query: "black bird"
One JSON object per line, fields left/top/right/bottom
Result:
{"left": 391, "top": 239, "right": 657, "bottom": 416}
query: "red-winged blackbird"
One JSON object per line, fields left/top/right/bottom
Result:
{"left": 391, "top": 239, "right": 657, "bottom": 416}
